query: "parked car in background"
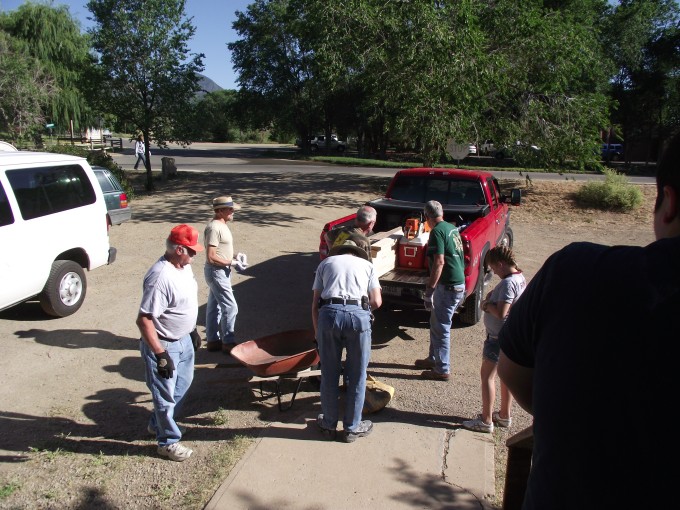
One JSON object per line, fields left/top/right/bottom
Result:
{"left": 601, "top": 143, "right": 624, "bottom": 161}
{"left": 310, "top": 134, "right": 347, "bottom": 152}
{"left": 479, "top": 140, "right": 496, "bottom": 156}
{"left": 92, "top": 166, "right": 131, "bottom": 226}
{"left": 468, "top": 143, "right": 477, "bottom": 155}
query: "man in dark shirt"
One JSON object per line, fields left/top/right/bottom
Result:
{"left": 498, "top": 133, "right": 680, "bottom": 509}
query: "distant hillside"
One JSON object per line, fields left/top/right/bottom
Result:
{"left": 196, "top": 74, "right": 224, "bottom": 97}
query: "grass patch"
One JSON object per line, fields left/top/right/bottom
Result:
{"left": 211, "top": 407, "right": 229, "bottom": 426}
{"left": 0, "top": 482, "right": 20, "bottom": 499}
{"left": 575, "top": 168, "right": 644, "bottom": 211}
{"left": 182, "top": 435, "right": 253, "bottom": 508}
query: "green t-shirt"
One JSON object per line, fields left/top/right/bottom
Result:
{"left": 427, "top": 220, "right": 465, "bottom": 286}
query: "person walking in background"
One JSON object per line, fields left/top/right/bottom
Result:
{"left": 497, "top": 132, "right": 680, "bottom": 508}
{"left": 324, "top": 204, "right": 377, "bottom": 260}
{"left": 312, "top": 233, "right": 382, "bottom": 443}
{"left": 137, "top": 224, "right": 203, "bottom": 462}
{"left": 133, "top": 134, "right": 146, "bottom": 170}
{"left": 462, "top": 246, "right": 525, "bottom": 433}
{"left": 203, "top": 196, "right": 248, "bottom": 355}
{"left": 415, "top": 200, "right": 465, "bottom": 381}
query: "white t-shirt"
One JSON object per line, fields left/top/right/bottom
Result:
{"left": 139, "top": 256, "right": 199, "bottom": 340}
{"left": 483, "top": 271, "right": 526, "bottom": 338}
{"left": 313, "top": 254, "right": 380, "bottom": 300}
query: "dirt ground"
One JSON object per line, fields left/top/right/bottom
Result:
{"left": 0, "top": 172, "right": 657, "bottom": 509}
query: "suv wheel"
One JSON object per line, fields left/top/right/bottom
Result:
{"left": 39, "top": 260, "right": 87, "bottom": 317}
{"left": 337, "top": 145, "right": 346, "bottom": 152}
{"left": 310, "top": 144, "right": 319, "bottom": 152}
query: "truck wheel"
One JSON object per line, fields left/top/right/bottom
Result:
{"left": 310, "top": 144, "right": 318, "bottom": 152}
{"left": 459, "top": 263, "right": 487, "bottom": 326}
{"left": 337, "top": 145, "right": 346, "bottom": 152}
{"left": 39, "top": 260, "right": 87, "bottom": 317}
{"left": 499, "top": 227, "right": 513, "bottom": 249}
{"left": 459, "top": 280, "right": 483, "bottom": 325}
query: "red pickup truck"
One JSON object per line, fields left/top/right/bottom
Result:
{"left": 319, "top": 167, "right": 521, "bottom": 325}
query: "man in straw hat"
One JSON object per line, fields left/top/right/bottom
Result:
{"left": 137, "top": 224, "right": 203, "bottom": 461}
{"left": 203, "top": 196, "right": 247, "bottom": 355}
{"left": 312, "top": 231, "right": 382, "bottom": 443}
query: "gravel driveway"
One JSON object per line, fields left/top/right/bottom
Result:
{"left": 0, "top": 171, "right": 655, "bottom": 509}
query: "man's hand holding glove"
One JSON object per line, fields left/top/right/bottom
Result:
{"left": 424, "top": 287, "right": 435, "bottom": 311}
{"left": 232, "top": 252, "right": 249, "bottom": 272}
{"left": 155, "top": 351, "right": 175, "bottom": 379}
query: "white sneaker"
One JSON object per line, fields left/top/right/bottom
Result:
{"left": 157, "top": 442, "right": 193, "bottom": 461}
{"left": 462, "top": 415, "right": 494, "bottom": 433}
{"left": 492, "top": 411, "right": 512, "bottom": 428}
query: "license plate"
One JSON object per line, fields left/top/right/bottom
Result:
{"left": 382, "top": 286, "right": 401, "bottom": 296}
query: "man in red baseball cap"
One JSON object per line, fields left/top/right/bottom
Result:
{"left": 136, "top": 224, "right": 203, "bottom": 462}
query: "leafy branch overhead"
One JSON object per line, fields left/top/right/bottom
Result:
{"left": 86, "top": 0, "right": 204, "bottom": 190}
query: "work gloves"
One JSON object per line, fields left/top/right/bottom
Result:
{"left": 232, "top": 252, "right": 249, "bottom": 272}
{"left": 155, "top": 351, "right": 175, "bottom": 379}
{"left": 424, "top": 287, "right": 435, "bottom": 311}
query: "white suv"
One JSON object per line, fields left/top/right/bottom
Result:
{"left": 310, "top": 135, "right": 347, "bottom": 152}
{"left": 0, "top": 152, "right": 116, "bottom": 316}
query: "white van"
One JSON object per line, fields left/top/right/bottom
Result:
{"left": 0, "top": 151, "right": 116, "bottom": 317}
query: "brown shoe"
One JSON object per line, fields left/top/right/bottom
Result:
{"left": 206, "top": 341, "right": 221, "bottom": 352}
{"left": 222, "top": 343, "right": 235, "bottom": 355}
{"left": 420, "top": 369, "right": 450, "bottom": 381}
{"left": 414, "top": 358, "right": 435, "bottom": 369}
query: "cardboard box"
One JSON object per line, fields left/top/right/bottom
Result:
{"left": 397, "top": 232, "right": 429, "bottom": 270}
{"left": 369, "top": 227, "right": 402, "bottom": 277}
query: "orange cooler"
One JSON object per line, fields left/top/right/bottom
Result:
{"left": 397, "top": 233, "right": 429, "bottom": 269}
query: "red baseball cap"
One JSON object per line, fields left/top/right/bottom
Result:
{"left": 168, "top": 224, "right": 204, "bottom": 252}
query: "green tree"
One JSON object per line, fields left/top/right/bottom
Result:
{"left": 0, "top": 2, "right": 94, "bottom": 134}
{"left": 230, "top": 0, "right": 324, "bottom": 151}
{"left": 477, "top": 0, "right": 611, "bottom": 169}
{"left": 86, "top": 0, "right": 204, "bottom": 190}
{"left": 0, "top": 30, "right": 56, "bottom": 141}
{"left": 605, "top": 0, "right": 680, "bottom": 162}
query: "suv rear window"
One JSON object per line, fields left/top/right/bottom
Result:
{"left": 6, "top": 164, "right": 96, "bottom": 220}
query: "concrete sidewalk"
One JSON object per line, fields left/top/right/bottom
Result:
{"left": 205, "top": 412, "right": 495, "bottom": 510}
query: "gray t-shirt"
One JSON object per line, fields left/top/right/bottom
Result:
{"left": 483, "top": 271, "right": 526, "bottom": 338}
{"left": 139, "top": 256, "right": 199, "bottom": 340}
{"left": 313, "top": 254, "right": 380, "bottom": 299}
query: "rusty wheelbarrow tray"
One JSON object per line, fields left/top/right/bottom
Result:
{"left": 204, "top": 329, "right": 320, "bottom": 411}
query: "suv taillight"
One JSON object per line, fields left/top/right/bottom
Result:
{"left": 119, "top": 193, "right": 128, "bottom": 208}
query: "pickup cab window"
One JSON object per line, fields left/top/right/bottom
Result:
{"left": 390, "top": 176, "right": 487, "bottom": 206}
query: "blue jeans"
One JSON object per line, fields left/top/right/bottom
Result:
{"left": 428, "top": 284, "right": 465, "bottom": 374}
{"left": 316, "top": 305, "right": 372, "bottom": 433}
{"left": 134, "top": 153, "right": 146, "bottom": 169}
{"left": 140, "top": 334, "right": 194, "bottom": 447}
{"left": 204, "top": 264, "right": 237, "bottom": 345}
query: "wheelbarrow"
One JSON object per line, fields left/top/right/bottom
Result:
{"left": 228, "top": 329, "right": 320, "bottom": 411}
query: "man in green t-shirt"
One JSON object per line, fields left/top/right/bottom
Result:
{"left": 415, "top": 200, "right": 465, "bottom": 381}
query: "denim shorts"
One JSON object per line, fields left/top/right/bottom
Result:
{"left": 482, "top": 334, "right": 500, "bottom": 363}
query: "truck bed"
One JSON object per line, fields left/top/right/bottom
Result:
{"left": 380, "top": 268, "right": 428, "bottom": 288}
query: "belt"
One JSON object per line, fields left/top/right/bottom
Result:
{"left": 320, "top": 297, "right": 361, "bottom": 306}
{"left": 158, "top": 335, "right": 178, "bottom": 342}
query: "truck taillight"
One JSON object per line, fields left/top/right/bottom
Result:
{"left": 319, "top": 231, "right": 329, "bottom": 260}
{"left": 120, "top": 193, "right": 128, "bottom": 208}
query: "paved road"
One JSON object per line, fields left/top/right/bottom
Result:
{"left": 111, "top": 140, "right": 656, "bottom": 184}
